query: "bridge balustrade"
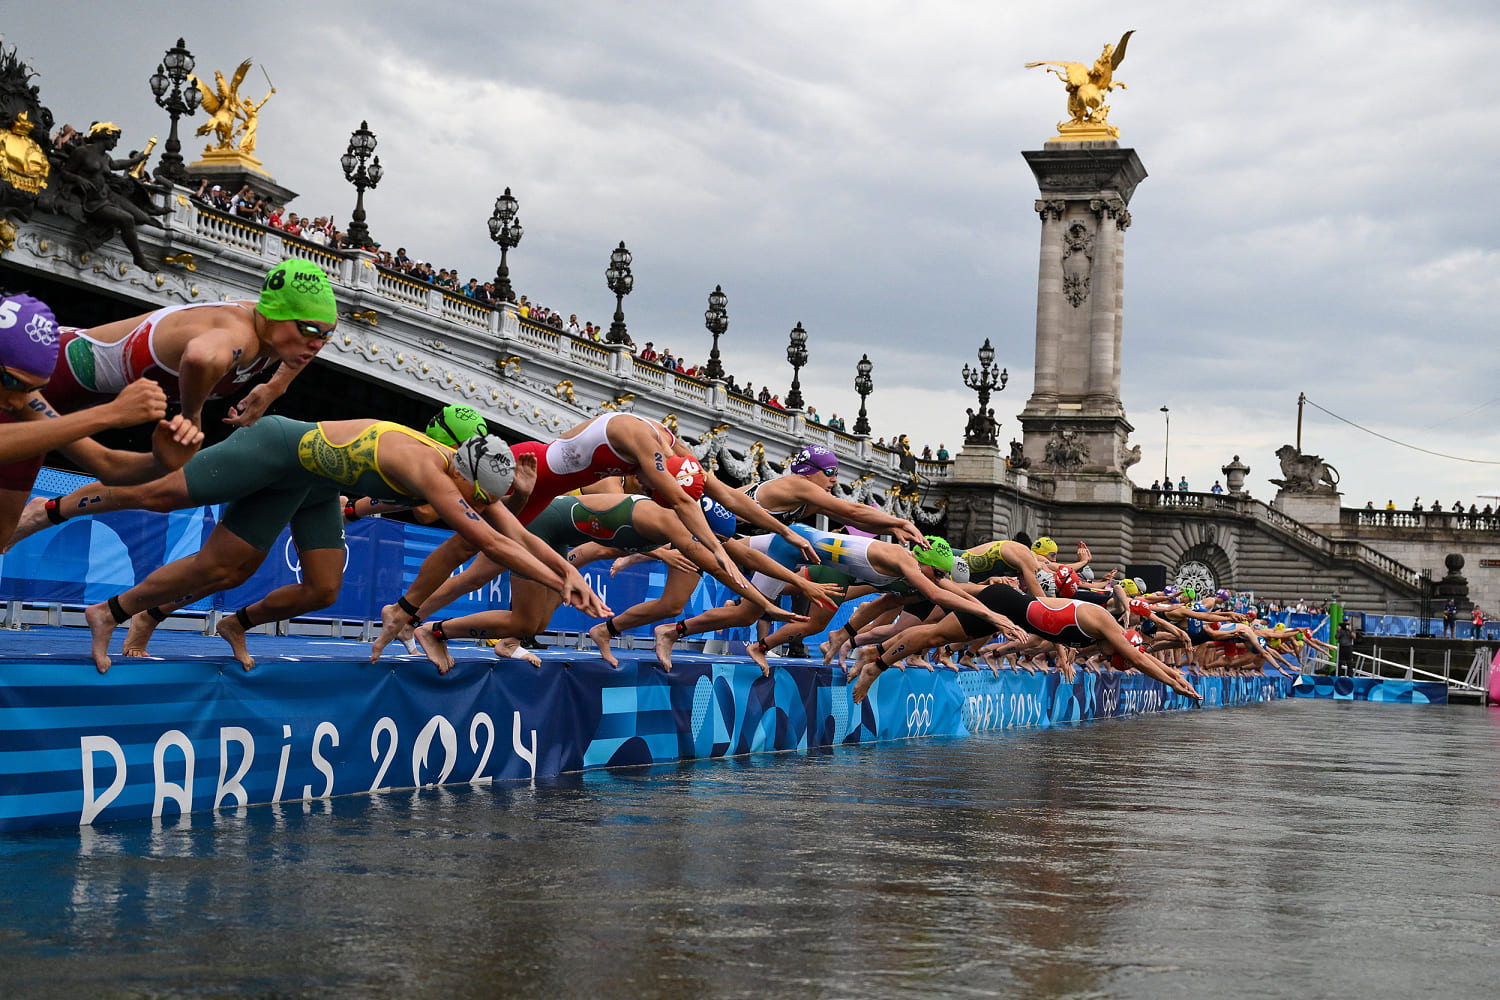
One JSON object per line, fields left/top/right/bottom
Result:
{"left": 1342, "top": 508, "right": 1500, "bottom": 533}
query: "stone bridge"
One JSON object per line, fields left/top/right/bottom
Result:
{"left": 0, "top": 197, "right": 948, "bottom": 520}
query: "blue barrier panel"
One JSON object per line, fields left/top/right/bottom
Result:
{"left": 0, "top": 631, "right": 1292, "bottom": 833}
{"left": 1291, "top": 674, "right": 1447, "bottom": 703}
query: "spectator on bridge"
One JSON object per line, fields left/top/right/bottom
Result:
{"left": 1430, "top": 499, "right": 1443, "bottom": 512}
{"left": 1469, "top": 503, "right": 1479, "bottom": 514}
{"left": 1212, "top": 481, "right": 1225, "bottom": 495}
{"left": 1178, "top": 476, "right": 1189, "bottom": 491}
{"left": 1472, "top": 605, "right": 1484, "bottom": 637}
{"left": 1452, "top": 500, "right": 1465, "bottom": 512}
{"left": 1386, "top": 499, "right": 1396, "bottom": 511}
{"left": 1443, "top": 599, "right": 1457, "bottom": 638}
{"left": 828, "top": 413, "right": 843, "bottom": 431}
{"left": 758, "top": 386, "right": 771, "bottom": 405}
{"left": 937, "top": 444, "right": 949, "bottom": 461}
{"left": 1364, "top": 500, "right": 1374, "bottom": 509}
{"left": 566, "top": 315, "right": 580, "bottom": 335}
{"left": 921, "top": 445, "right": 933, "bottom": 460}
{"left": 806, "top": 406, "right": 821, "bottom": 424}
{"left": 1150, "top": 480, "right": 1161, "bottom": 491}
{"left": 768, "top": 394, "right": 784, "bottom": 409}
{"left": 1412, "top": 497, "right": 1422, "bottom": 511}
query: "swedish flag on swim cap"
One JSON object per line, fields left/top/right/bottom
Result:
{"left": 425, "top": 404, "right": 489, "bottom": 448}
{"left": 256, "top": 259, "right": 338, "bottom": 325}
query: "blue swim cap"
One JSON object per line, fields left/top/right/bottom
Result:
{"left": 699, "top": 497, "right": 737, "bottom": 539}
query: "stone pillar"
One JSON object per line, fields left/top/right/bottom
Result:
{"left": 1016, "top": 142, "right": 1146, "bottom": 504}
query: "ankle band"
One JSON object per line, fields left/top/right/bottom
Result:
{"left": 430, "top": 620, "right": 447, "bottom": 640}
{"left": 146, "top": 606, "right": 169, "bottom": 623}
{"left": 398, "top": 596, "right": 420, "bottom": 619}
{"left": 674, "top": 620, "right": 688, "bottom": 638}
{"left": 107, "top": 595, "right": 130, "bottom": 624}
{"left": 605, "top": 617, "right": 620, "bottom": 638}
{"left": 45, "top": 498, "right": 65, "bottom": 525}
{"left": 235, "top": 607, "right": 254, "bottom": 630}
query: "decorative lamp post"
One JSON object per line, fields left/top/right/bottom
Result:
{"left": 1160, "top": 405, "right": 1170, "bottom": 485}
{"left": 148, "top": 37, "right": 200, "bottom": 186}
{"left": 340, "top": 120, "right": 382, "bottom": 250}
{"left": 785, "top": 321, "right": 809, "bottom": 410}
{"left": 703, "top": 285, "right": 728, "bottom": 380}
{"left": 960, "top": 337, "right": 1009, "bottom": 445}
{"left": 486, "top": 187, "right": 523, "bottom": 303}
{"left": 853, "top": 353, "right": 874, "bottom": 436}
{"left": 605, "top": 241, "right": 633, "bottom": 344}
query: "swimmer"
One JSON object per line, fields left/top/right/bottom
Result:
{"left": 26, "top": 420, "right": 607, "bottom": 672}
{"left": 3, "top": 259, "right": 333, "bottom": 546}
{"left": 850, "top": 583, "right": 1202, "bottom": 704}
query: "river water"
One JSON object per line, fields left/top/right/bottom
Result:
{"left": 1, "top": 698, "right": 1496, "bottom": 999}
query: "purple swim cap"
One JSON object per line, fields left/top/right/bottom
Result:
{"left": 0, "top": 294, "right": 60, "bottom": 380}
{"left": 790, "top": 444, "right": 838, "bottom": 476}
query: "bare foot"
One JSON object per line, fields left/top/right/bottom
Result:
{"left": 215, "top": 615, "right": 256, "bottom": 671}
{"left": 587, "top": 622, "right": 619, "bottom": 668}
{"left": 850, "top": 646, "right": 884, "bottom": 704}
{"left": 820, "top": 640, "right": 833, "bottom": 664}
{"left": 414, "top": 623, "right": 455, "bottom": 675}
{"left": 370, "top": 602, "right": 417, "bottom": 662}
{"left": 492, "top": 636, "right": 541, "bottom": 668}
{"left": 653, "top": 624, "right": 679, "bottom": 672}
{"left": 122, "top": 612, "right": 162, "bottom": 657}
{"left": 906, "top": 654, "right": 932, "bottom": 673}
{"left": 84, "top": 602, "right": 116, "bottom": 674}
{"left": 747, "top": 642, "right": 771, "bottom": 678}
{"left": 5, "top": 497, "right": 53, "bottom": 551}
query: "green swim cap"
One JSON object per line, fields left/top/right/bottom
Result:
{"left": 256, "top": 259, "right": 338, "bottom": 325}
{"left": 913, "top": 535, "right": 955, "bottom": 575}
{"left": 426, "top": 404, "right": 489, "bottom": 447}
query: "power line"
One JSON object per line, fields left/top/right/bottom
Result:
{"left": 1303, "top": 397, "right": 1500, "bottom": 465}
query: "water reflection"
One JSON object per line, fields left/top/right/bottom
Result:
{"left": 3, "top": 701, "right": 1499, "bottom": 997}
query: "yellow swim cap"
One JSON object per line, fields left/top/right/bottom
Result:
{"left": 1122, "top": 578, "right": 1140, "bottom": 597}
{"left": 1031, "top": 536, "right": 1058, "bottom": 557}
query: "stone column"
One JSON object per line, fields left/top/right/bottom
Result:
{"left": 1029, "top": 199, "right": 1067, "bottom": 404}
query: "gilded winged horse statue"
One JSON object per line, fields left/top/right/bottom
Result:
{"left": 1026, "top": 30, "right": 1133, "bottom": 137}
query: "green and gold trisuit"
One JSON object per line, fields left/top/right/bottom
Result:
{"left": 182, "top": 415, "right": 450, "bottom": 551}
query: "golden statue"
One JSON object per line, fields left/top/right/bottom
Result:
{"left": 1026, "top": 30, "right": 1133, "bottom": 142}
{"left": 188, "top": 59, "right": 275, "bottom": 169}
{"left": 0, "top": 112, "right": 50, "bottom": 193}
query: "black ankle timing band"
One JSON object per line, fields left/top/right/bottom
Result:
{"left": 675, "top": 620, "right": 688, "bottom": 637}
{"left": 44, "top": 498, "right": 65, "bottom": 525}
{"left": 430, "top": 621, "right": 447, "bottom": 640}
{"left": 146, "top": 606, "right": 169, "bottom": 623}
{"left": 235, "top": 607, "right": 254, "bottom": 630}
{"left": 107, "top": 595, "right": 129, "bottom": 624}
{"left": 605, "top": 617, "right": 620, "bottom": 638}
{"left": 398, "top": 596, "right": 420, "bottom": 619}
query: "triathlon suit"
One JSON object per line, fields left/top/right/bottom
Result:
{"left": 747, "top": 524, "right": 901, "bottom": 599}
{"left": 0, "top": 302, "right": 272, "bottom": 493}
{"left": 526, "top": 495, "right": 662, "bottom": 557}
{"left": 742, "top": 479, "right": 811, "bottom": 527}
{"left": 961, "top": 540, "right": 1019, "bottom": 578}
{"left": 954, "top": 583, "right": 1094, "bottom": 647}
{"left": 180, "top": 416, "right": 450, "bottom": 552}
{"left": 47, "top": 301, "right": 273, "bottom": 410}
{"left": 509, "top": 413, "right": 677, "bottom": 525}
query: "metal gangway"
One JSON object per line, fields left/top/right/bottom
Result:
{"left": 1338, "top": 646, "right": 1492, "bottom": 703}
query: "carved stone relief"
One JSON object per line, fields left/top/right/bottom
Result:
{"left": 1060, "top": 221, "right": 1094, "bottom": 308}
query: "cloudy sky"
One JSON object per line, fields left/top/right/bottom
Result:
{"left": 8, "top": 1, "right": 1498, "bottom": 505}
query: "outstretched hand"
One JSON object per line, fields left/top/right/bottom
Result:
{"left": 110, "top": 378, "right": 168, "bottom": 427}
{"left": 223, "top": 383, "right": 274, "bottom": 427}
{"left": 151, "top": 415, "right": 203, "bottom": 469}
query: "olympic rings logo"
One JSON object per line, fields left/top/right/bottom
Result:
{"left": 284, "top": 536, "right": 351, "bottom": 583}
{"left": 905, "top": 693, "right": 933, "bottom": 735}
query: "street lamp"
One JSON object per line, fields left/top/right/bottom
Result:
{"left": 148, "top": 37, "right": 200, "bottom": 186}
{"left": 340, "top": 120, "right": 383, "bottom": 249}
{"left": 853, "top": 353, "right": 874, "bottom": 436}
{"left": 486, "top": 187, "right": 523, "bottom": 304}
{"left": 703, "top": 285, "right": 728, "bottom": 380}
{"left": 1160, "top": 405, "right": 1170, "bottom": 485}
{"left": 605, "top": 241, "right": 633, "bottom": 344}
{"left": 785, "top": 321, "right": 809, "bottom": 410}
{"left": 960, "top": 337, "right": 1009, "bottom": 445}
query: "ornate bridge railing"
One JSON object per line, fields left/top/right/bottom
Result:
{"left": 1132, "top": 490, "right": 1422, "bottom": 591}
{"left": 1342, "top": 508, "right": 1500, "bottom": 533}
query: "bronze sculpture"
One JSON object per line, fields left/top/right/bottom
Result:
{"left": 42, "top": 122, "right": 165, "bottom": 272}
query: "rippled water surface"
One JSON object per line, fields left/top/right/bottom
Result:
{"left": 3, "top": 699, "right": 1498, "bottom": 998}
